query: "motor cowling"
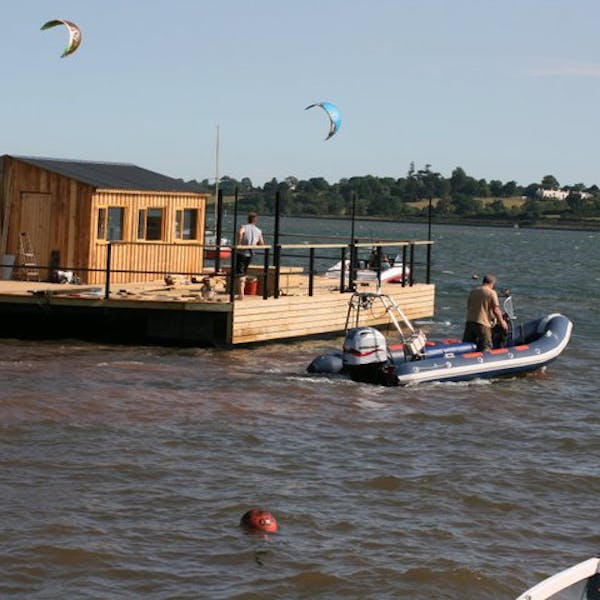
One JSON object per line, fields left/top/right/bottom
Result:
{"left": 343, "top": 327, "right": 388, "bottom": 365}
{"left": 343, "top": 327, "right": 398, "bottom": 386}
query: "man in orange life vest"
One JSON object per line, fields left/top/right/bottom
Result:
{"left": 462, "top": 273, "right": 508, "bottom": 351}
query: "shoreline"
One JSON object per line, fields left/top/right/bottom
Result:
{"left": 285, "top": 213, "right": 600, "bottom": 232}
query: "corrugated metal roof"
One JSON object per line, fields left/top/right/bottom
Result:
{"left": 7, "top": 155, "right": 200, "bottom": 193}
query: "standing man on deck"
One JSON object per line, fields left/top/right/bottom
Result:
{"left": 462, "top": 273, "right": 508, "bottom": 351}
{"left": 235, "top": 212, "right": 264, "bottom": 300}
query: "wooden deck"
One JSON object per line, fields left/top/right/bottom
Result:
{"left": 0, "top": 274, "right": 435, "bottom": 346}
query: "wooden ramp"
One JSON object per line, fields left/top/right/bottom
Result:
{"left": 232, "top": 283, "right": 435, "bottom": 344}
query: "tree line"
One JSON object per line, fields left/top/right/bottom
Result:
{"left": 184, "top": 163, "right": 600, "bottom": 223}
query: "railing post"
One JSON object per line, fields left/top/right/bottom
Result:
{"left": 339, "top": 246, "right": 347, "bottom": 293}
{"left": 308, "top": 247, "right": 315, "bottom": 297}
{"left": 349, "top": 240, "right": 357, "bottom": 292}
{"left": 262, "top": 248, "right": 270, "bottom": 299}
{"left": 215, "top": 188, "right": 223, "bottom": 273}
{"left": 409, "top": 242, "right": 415, "bottom": 286}
{"left": 402, "top": 245, "right": 408, "bottom": 288}
{"left": 229, "top": 246, "right": 236, "bottom": 302}
{"left": 426, "top": 242, "right": 432, "bottom": 284}
{"left": 104, "top": 242, "right": 112, "bottom": 299}
{"left": 376, "top": 245, "right": 383, "bottom": 289}
{"left": 273, "top": 244, "right": 281, "bottom": 299}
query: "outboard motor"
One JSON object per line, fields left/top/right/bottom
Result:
{"left": 342, "top": 327, "right": 398, "bottom": 386}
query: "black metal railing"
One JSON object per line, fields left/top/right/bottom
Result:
{"left": 0, "top": 238, "right": 433, "bottom": 301}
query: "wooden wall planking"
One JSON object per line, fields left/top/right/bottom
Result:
{"left": 89, "top": 191, "right": 207, "bottom": 284}
{"left": 231, "top": 284, "right": 435, "bottom": 344}
{"left": 1, "top": 157, "right": 96, "bottom": 273}
{"left": 0, "top": 156, "right": 208, "bottom": 285}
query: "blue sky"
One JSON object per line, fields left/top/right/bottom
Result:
{"left": 4, "top": 1, "right": 600, "bottom": 188}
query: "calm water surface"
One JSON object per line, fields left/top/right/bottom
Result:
{"left": 1, "top": 220, "right": 599, "bottom": 599}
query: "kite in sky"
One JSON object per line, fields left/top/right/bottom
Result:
{"left": 41, "top": 19, "right": 82, "bottom": 57}
{"left": 305, "top": 102, "right": 341, "bottom": 140}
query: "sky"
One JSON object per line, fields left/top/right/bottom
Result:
{"left": 4, "top": 1, "right": 600, "bottom": 188}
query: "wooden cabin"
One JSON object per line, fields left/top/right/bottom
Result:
{"left": 0, "top": 155, "right": 209, "bottom": 284}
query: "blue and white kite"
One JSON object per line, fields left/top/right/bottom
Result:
{"left": 305, "top": 101, "right": 341, "bottom": 140}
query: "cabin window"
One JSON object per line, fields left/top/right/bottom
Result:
{"left": 97, "top": 208, "right": 106, "bottom": 239}
{"left": 175, "top": 209, "right": 198, "bottom": 240}
{"left": 97, "top": 207, "right": 124, "bottom": 240}
{"left": 138, "top": 208, "right": 163, "bottom": 240}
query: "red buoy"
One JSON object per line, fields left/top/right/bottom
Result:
{"left": 240, "top": 508, "right": 278, "bottom": 533}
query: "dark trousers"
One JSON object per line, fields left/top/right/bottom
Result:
{"left": 463, "top": 321, "right": 493, "bottom": 352}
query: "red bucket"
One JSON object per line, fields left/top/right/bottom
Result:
{"left": 244, "top": 278, "right": 259, "bottom": 295}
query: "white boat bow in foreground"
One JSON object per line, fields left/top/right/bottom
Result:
{"left": 515, "top": 556, "right": 600, "bottom": 600}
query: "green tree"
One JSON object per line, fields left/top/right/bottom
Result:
{"left": 502, "top": 180, "right": 519, "bottom": 197}
{"left": 541, "top": 174, "right": 560, "bottom": 189}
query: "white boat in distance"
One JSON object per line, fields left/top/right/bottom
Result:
{"left": 326, "top": 256, "right": 410, "bottom": 284}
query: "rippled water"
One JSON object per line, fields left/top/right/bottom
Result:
{"left": 1, "top": 221, "right": 599, "bottom": 599}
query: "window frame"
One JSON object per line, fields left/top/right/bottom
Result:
{"left": 174, "top": 208, "right": 199, "bottom": 240}
{"left": 97, "top": 206, "right": 125, "bottom": 241}
{"left": 138, "top": 207, "right": 164, "bottom": 241}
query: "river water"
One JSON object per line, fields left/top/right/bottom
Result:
{"left": 1, "top": 219, "right": 598, "bottom": 599}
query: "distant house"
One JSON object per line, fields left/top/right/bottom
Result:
{"left": 0, "top": 155, "right": 209, "bottom": 284}
{"left": 536, "top": 188, "right": 592, "bottom": 201}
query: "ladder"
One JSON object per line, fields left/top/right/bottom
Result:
{"left": 14, "top": 232, "right": 40, "bottom": 281}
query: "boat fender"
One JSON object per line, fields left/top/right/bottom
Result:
{"left": 307, "top": 353, "right": 344, "bottom": 374}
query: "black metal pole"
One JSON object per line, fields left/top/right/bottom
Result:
{"left": 308, "top": 247, "right": 315, "bottom": 297}
{"left": 427, "top": 195, "right": 433, "bottom": 241}
{"left": 233, "top": 186, "right": 239, "bottom": 244}
{"left": 339, "top": 246, "right": 346, "bottom": 293}
{"left": 262, "top": 248, "right": 270, "bottom": 299}
{"left": 104, "top": 242, "right": 112, "bottom": 299}
{"left": 215, "top": 188, "right": 223, "bottom": 273}
{"left": 349, "top": 192, "right": 357, "bottom": 291}
{"left": 350, "top": 191, "right": 356, "bottom": 242}
{"left": 376, "top": 245, "right": 383, "bottom": 289}
{"left": 232, "top": 186, "right": 239, "bottom": 292}
{"left": 273, "top": 190, "right": 281, "bottom": 298}
{"left": 409, "top": 243, "right": 415, "bottom": 286}
{"left": 426, "top": 243, "right": 432, "bottom": 284}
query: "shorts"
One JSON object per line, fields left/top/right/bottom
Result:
{"left": 235, "top": 253, "right": 252, "bottom": 276}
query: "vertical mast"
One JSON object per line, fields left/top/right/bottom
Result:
{"left": 214, "top": 124, "right": 220, "bottom": 227}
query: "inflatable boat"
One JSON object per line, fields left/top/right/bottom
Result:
{"left": 307, "top": 292, "right": 572, "bottom": 386}
{"left": 515, "top": 556, "right": 600, "bottom": 599}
